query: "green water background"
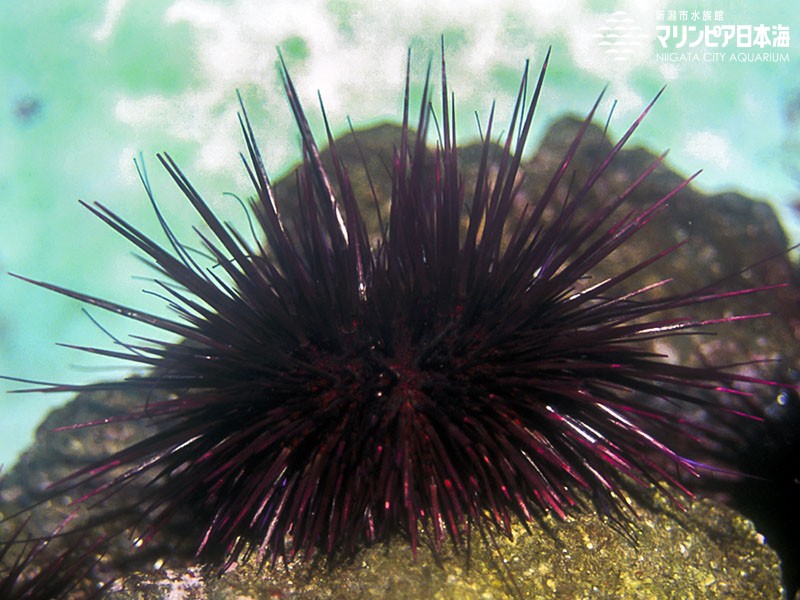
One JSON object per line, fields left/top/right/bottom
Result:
{"left": 1, "top": 0, "right": 798, "bottom": 466}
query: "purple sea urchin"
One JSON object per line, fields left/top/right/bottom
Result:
{"left": 7, "top": 48, "right": 783, "bottom": 578}
{"left": 0, "top": 515, "right": 112, "bottom": 599}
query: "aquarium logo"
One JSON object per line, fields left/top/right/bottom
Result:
{"left": 592, "top": 11, "right": 649, "bottom": 62}
{"left": 654, "top": 9, "right": 791, "bottom": 64}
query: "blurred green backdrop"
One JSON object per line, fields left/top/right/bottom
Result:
{"left": 1, "top": 0, "right": 798, "bottom": 466}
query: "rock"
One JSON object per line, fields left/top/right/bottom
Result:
{"left": 106, "top": 489, "right": 783, "bottom": 599}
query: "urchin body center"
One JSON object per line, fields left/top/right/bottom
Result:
{"left": 383, "top": 362, "right": 431, "bottom": 410}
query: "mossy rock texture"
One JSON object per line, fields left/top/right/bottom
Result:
{"left": 107, "top": 490, "right": 782, "bottom": 599}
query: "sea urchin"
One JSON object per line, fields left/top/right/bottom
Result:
{"left": 10, "top": 47, "right": 780, "bottom": 574}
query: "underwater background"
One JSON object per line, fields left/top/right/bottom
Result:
{"left": 0, "top": 0, "right": 798, "bottom": 467}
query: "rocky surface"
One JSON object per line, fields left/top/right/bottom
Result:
{"left": 1, "top": 116, "right": 798, "bottom": 598}
{"left": 107, "top": 491, "right": 782, "bottom": 599}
